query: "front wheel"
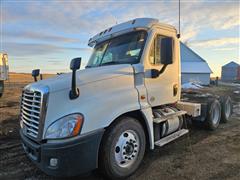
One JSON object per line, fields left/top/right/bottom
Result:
{"left": 99, "top": 117, "right": 146, "bottom": 179}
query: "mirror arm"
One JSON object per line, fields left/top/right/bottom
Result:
{"left": 69, "top": 57, "right": 81, "bottom": 100}
{"left": 159, "top": 64, "right": 168, "bottom": 75}
{"left": 151, "top": 64, "right": 168, "bottom": 78}
{"left": 69, "top": 69, "right": 79, "bottom": 100}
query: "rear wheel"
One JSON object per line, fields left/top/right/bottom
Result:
{"left": 99, "top": 117, "right": 146, "bottom": 179}
{"left": 220, "top": 96, "right": 233, "bottom": 123}
{"left": 205, "top": 99, "right": 221, "bottom": 130}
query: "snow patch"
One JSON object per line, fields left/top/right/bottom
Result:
{"left": 234, "top": 90, "right": 240, "bottom": 94}
{"left": 182, "top": 82, "right": 204, "bottom": 89}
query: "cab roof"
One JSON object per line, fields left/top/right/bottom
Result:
{"left": 88, "top": 18, "right": 176, "bottom": 47}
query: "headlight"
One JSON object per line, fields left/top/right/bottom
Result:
{"left": 45, "top": 113, "right": 84, "bottom": 139}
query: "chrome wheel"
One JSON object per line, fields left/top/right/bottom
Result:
{"left": 212, "top": 103, "right": 220, "bottom": 124}
{"left": 99, "top": 117, "right": 146, "bottom": 179}
{"left": 225, "top": 100, "right": 231, "bottom": 119}
{"left": 114, "top": 130, "right": 140, "bottom": 168}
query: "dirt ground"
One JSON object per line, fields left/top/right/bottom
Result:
{"left": 0, "top": 73, "right": 240, "bottom": 180}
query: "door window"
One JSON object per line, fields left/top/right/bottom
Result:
{"left": 149, "top": 35, "right": 173, "bottom": 65}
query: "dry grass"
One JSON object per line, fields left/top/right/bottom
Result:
{"left": 8, "top": 72, "right": 54, "bottom": 83}
{"left": 0, "top": 73, "right": 54, "bottom": 123}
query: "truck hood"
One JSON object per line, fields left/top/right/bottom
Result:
{"left": 25, "top": 64, "right": 134, "bottom": 92}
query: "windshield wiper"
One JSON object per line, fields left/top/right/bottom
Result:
{"left": 101, "top": 61, "right": 119, "bottom": 66}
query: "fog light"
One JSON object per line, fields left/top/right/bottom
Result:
{"left": 50, "top": 158, "right": 58, "bottom": 167}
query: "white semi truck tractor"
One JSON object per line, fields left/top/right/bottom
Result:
{"left": 19, "top": 18, "right": 233, "bottom": 179}
{"left": 0, "top": 53, "right": 9, "bottom": 97}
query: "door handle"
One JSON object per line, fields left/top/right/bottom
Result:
{"left": 173, "top": 84, "right": 178, "bottom": 96}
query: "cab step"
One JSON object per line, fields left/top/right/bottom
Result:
{"left": 154, "top": 129, "right": 189, "bottom": 147}
{"left": 153, "top": 110, "right": 187, "bottom": 124}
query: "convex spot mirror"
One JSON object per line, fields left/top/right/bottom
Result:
{"left": 32, "top": 69, "right": 40, "bottom": 82}
{"left": 69, "top": 57, "right": 81, "bottom": 100}
{"left": 70, "top": 58, "right": 81, "bottom": 70}
{"left": 32, "top": 69, "right": 40, "bottom": 77}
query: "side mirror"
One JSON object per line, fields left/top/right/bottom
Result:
{"left": 32, "top": 69, "right": 40, "bottom": 82}
{"left": 69, "top": 58, "right": 81, "bottom": 100}
{"left": 151, "top": 37, "right": 173, "bottom": 78}
{"left": 160, "top": 37, "right": 173, "bottom": 65}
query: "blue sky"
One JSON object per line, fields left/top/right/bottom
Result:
{"left": 1, "top": 0, "right": 239, "bottom": 77}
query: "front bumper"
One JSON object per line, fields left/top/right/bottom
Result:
{"left": 20, "top": 129, "right": 104, "bottom": 177}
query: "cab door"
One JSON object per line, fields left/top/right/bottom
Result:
{"left": 144, "top": 30, "right": 180, "bottom": 107}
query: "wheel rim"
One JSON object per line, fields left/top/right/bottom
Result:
{"left": 212, "top": 104, "right": 220, "bottom": 124}
{"left": 114, "top": 130, "right": 140, "bottom": 168}
{"left": 225, "top": 100, "right": 231, "bottom": 118}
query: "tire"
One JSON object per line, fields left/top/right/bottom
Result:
{"left": 99, "top": 117, "right": 146, "bottom": 179}
{"left": 219, "top": 96, "right": 233, "bottom": 123}
{"left": 205, "top": 99, "right": 221, "bottom": 130}
{"left": 0, "top": 81, "right": 4, "bottom": 98}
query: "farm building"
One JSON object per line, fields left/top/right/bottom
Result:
{"left": 221, "top": 61, "right": 240, "bottom": 81}
{"left": 180, "top": 42, "right": 212, "bottom": 85}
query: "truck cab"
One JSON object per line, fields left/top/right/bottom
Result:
{"left": 19, "top": 18, "right": 230, "bottom": 179}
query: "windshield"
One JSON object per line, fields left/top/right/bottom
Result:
{"left": 86, "top": 31, "right": 147, "bottom": 68}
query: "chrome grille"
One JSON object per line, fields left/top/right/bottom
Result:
{"left": 20, "top": 90, "right": 42, "bottom": 138}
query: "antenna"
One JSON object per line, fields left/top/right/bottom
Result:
{"left": 177, "top": 0, "right": 181, "bottom": 39}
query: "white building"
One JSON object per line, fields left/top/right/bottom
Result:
{"left": 180, "top": 42, "right": 212, "bottom": 85}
